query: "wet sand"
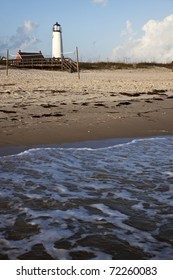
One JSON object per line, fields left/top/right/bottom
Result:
{"left": 0, "top": 66, "right": 173, "bottom": 152}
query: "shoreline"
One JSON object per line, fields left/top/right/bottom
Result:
{"left": 1, "top": 67, "right": 173, "bottom": 155}
{"left": 0, "top": 126, "right": 173, "bottom": 156}
{"left": 1, "top": 134, "right": 173, "bottom": 157}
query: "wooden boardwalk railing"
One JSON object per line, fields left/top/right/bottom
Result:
{"left": 8, "top": 57, "right": 77, "bottom": 73}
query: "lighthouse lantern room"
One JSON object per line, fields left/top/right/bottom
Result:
{"left": 52, "top": 22, "right": 63, "bottom": 59}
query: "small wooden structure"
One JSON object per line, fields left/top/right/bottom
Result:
{"left": 16, "top": 50, "right": 44, "bottom": 61}
{"left": 16, "top": 50, "right": 44, "bottom": 62}
{"left": 8, "top": 50, "right": 77, "bottom": 73}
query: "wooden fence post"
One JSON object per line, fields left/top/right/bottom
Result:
{"left": 76, "top": 47, "right": 80, "bottom": 79}
{"left": 6, "top": 49, "right": 9, "bottom": 76}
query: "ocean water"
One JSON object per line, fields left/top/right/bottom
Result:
{"left": 0, "top": 137, "right": 173, "bottom": 260}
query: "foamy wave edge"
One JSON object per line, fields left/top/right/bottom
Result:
{"left": 0, "top": 136, "right": 171, "bottom": 159}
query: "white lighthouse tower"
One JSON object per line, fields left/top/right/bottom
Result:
{"left": 52, "top": 22, "right": 63, "bottom": 58}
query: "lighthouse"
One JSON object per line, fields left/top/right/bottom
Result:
{"left": 52, "top": 22, "right": 63, "bottom": 58}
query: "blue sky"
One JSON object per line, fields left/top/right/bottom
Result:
{"left": 1, "top": 0, "right": 173, "bottom": 62}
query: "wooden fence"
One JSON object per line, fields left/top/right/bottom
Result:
{"left": 8, "top": 57, "right": 77, "bottom": 73}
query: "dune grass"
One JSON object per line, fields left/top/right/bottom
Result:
{"left": 79, "top": 61, "right": 173, "bottom": 70}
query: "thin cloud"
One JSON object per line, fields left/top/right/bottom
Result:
{"left": 93, "top": 0, "right": 108, "bottom": 5}
{"left": 0, "top": 20, "right": 40, "bottom": 55}
{"left": 111, "top": 14, "right": 173, "bottom": 63}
